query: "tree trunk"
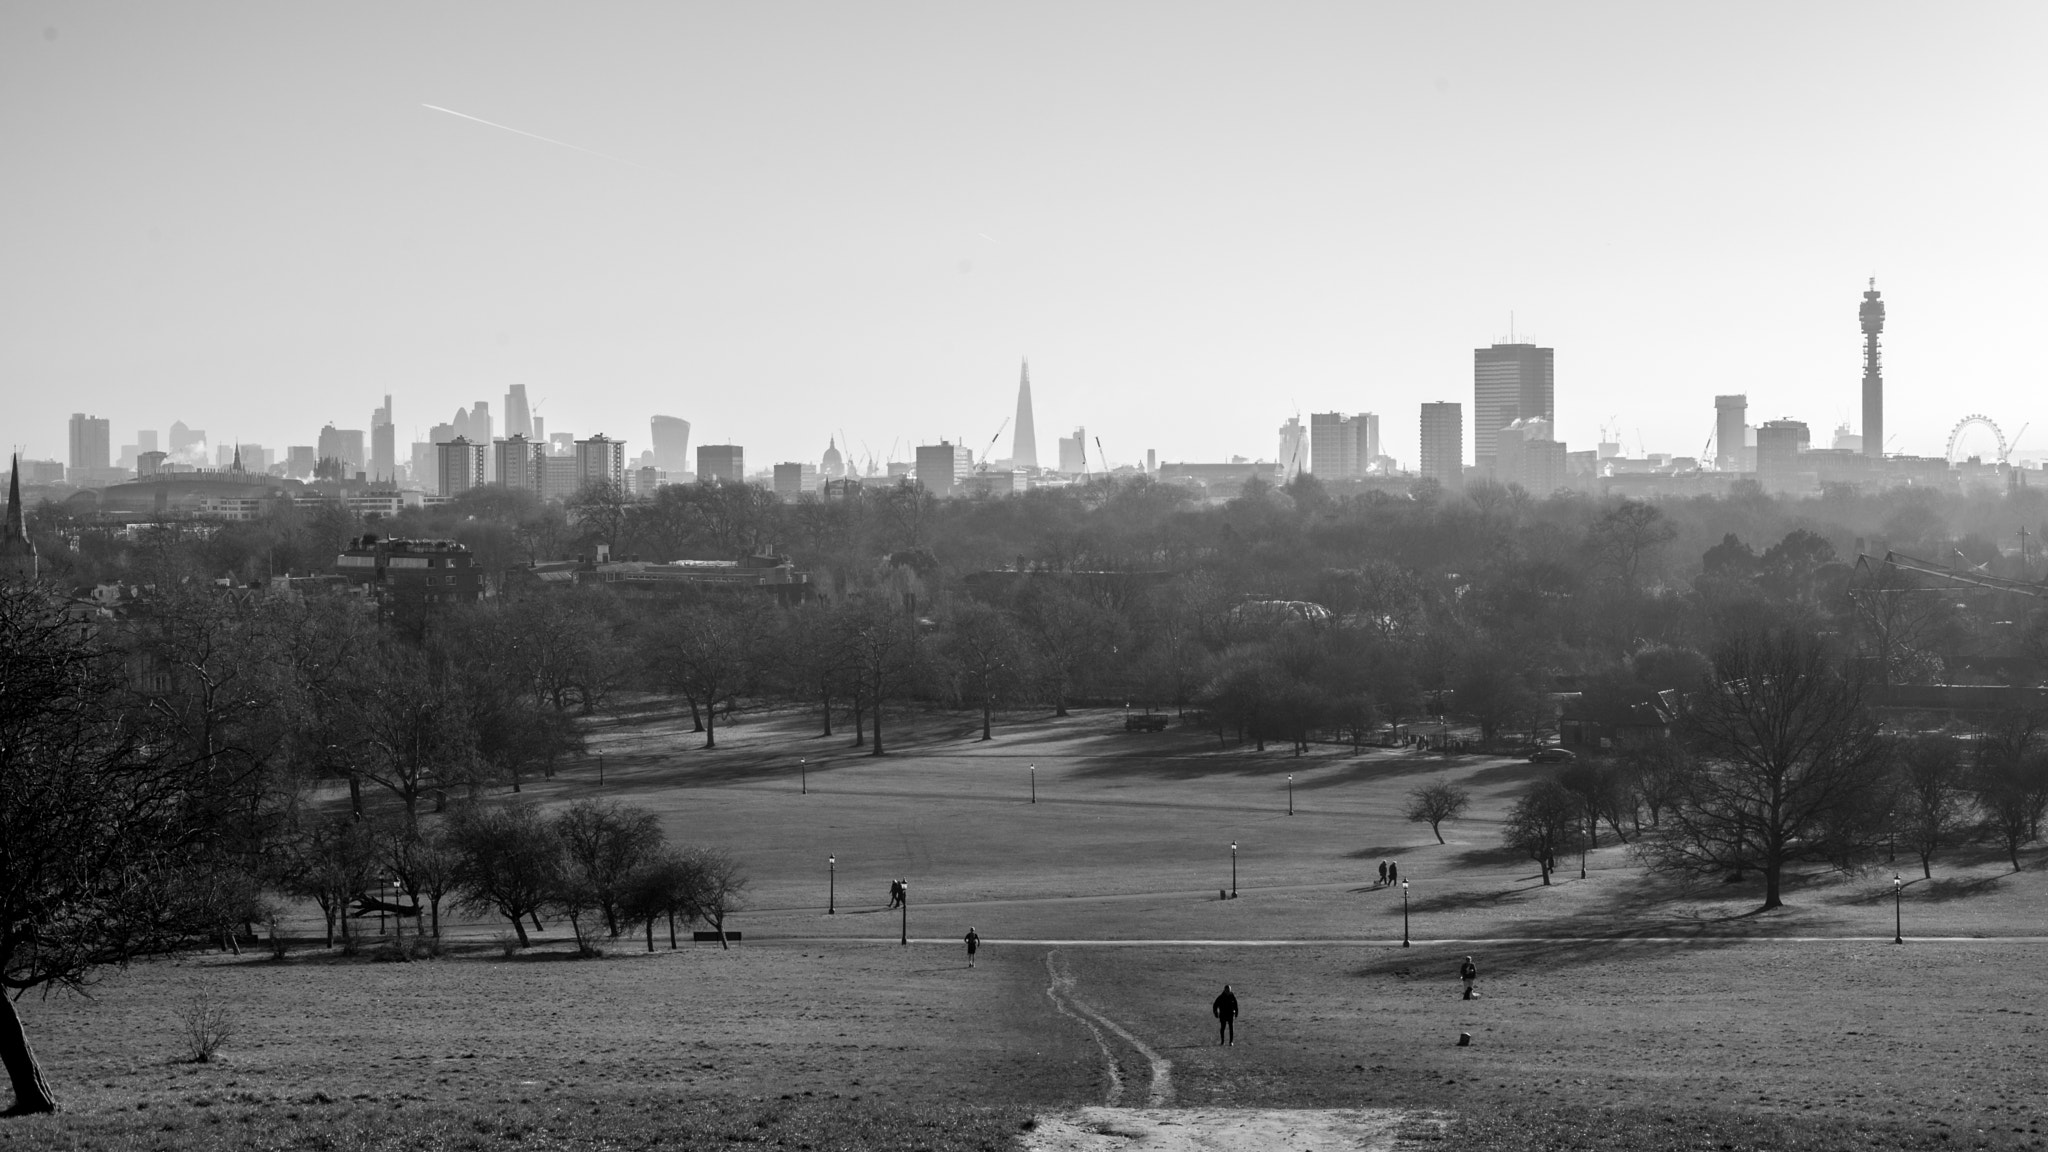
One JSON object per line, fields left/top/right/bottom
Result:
{"left": 509, "top": 913, "right": 531, "bottom": 947}
{"left": 1921, "top": 853, "right": 1933, "bottom": 880}
{"left": 1761, "top": 864, "right": 1783, "bottom": 910}
{"left": 0, "top": 995, "right": 60, "bottom": 1115}
{"left": 703, "top": 706, "right": 717, "bottom": 750}
{"left": 667, "top": 911, "right": 677, "bottom": 949}
{"left": 981, "top": 695, "right": 993, "bottom": 741}
{"left": 645, "top": 920, "right": 654, "bottom": 953}
{"left": 687, "top": 696, "right": 704, "bottom": 733}
{"left": 851, "top": 700, "right": 866, "bottom": 748}
{"left": 819, "top": 686, "right": 833, "bottom": 737}
{"left": 348, "top": 773, "right": 364, "bottom": 819}
{"left": 1431, "top": 822, "right": 1445, "bottom": 845}
{"left": 429, "top": 898, "right": 442, "bottom": 938}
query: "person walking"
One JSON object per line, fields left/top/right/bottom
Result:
{"left": 1212, "top": 984, "right": 1238, "bottom": 1046}
{"left": 1460, "top": 956, "right": 1478, "bottom": 1000}
{"left": 1388, "top": 860, "right": 1399, "bottom": 884}
{"left": 964, "top": 927, "right": 980, "bottom": 966}
{"left": 1376, "top": 860, "right": 1388, "bottom": 887}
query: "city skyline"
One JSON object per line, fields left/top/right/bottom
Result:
{"left": 7, "top": 5, "right": 2048, "bottom": 471}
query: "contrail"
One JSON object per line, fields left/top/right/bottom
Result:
{"left": 421, "top": 103, "right": 648, "bottom": 170}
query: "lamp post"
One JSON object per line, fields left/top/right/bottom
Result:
{"left": 1893, "top": 873, "right": 1903, "bottom": 945}
{"left": 828, "top": 855, "right": 836, "bottom": 915}
{"left": 800, "top": 758, "right": 807, "bottom": 795}
{"left": 1230, "top": 841, "right": 1238, "bottom": 898}
{"left": 1030, "top": 765, "right": 1036, "bottom": 804}
{"left": 1287, "top": 774, "right": 1294, "bottom": 816}
{"left": 598, "top": 751, "right": 605, "bottom": 786}
{"left": 1401, "top": 878, "right": 1411, "bottom": 947}
{"left": 899, "top": 881, "right": 909, "bottom": 946}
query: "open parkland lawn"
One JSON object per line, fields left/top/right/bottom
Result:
{"left": 8, "top": 704, "right": 2047, "bottom": 1151}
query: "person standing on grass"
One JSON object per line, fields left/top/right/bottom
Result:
{"left": 1460, "top": 956, "right": 1478, "bottom": 1000}
{"left": 964, "top": 927, "right": 980, "bottom": 966}
{"left": 1212, "top": 984, "right": 1238, "bottom": 1046}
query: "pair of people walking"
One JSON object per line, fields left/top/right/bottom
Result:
{"left": 887, "top": 879, "right": 907, "bottom": 909}
{"left": 1376, "top": 859, "right": 1400, "bottom": 886}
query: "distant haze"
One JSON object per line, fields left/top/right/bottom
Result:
{"left": 5, "top": 4, "right": 2045, "bottom": 469}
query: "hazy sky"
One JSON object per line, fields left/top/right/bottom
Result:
{"left": 6, "top": 3, "right": 2047, "bottom": 472}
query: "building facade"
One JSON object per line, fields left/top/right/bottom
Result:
{"left": 574, "top": 434, "right": 626, "bottom": 493}
{"left": 1473, "top": 343, "right": 1554, "bottom": 476}
{"left": 915, "top": 441, "right": 972, "bottom": 498}
{"left": 496, "top": 435, "right": 545, "bottom": 495}
{"left": 697, "top": 444, "right": 745, "bottom": 485}
{"left": 1309, "top": 412, "right": 1379, "bottom": 479}
{"left": 1058, "top": 427, "right": 1088, "bottom": 474}
{"left": 1419, "top": 402, "right": 1463, "bottom": 487}
{"left": 651, "top": 415, "right": 692, "bottom": 473}
{"left": 1714, "top": 394, "right": 1747, "bottom": 471}
{"left": 69, "top": 413, "right": 111, "bottom": 475}
{"left": 436, "top": 437, "right": 488, "bottom": 497}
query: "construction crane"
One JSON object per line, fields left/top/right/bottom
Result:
{"left": 1856, "top": 551, "right": 2046, "bottom": 599}
{"left": 1095, "top": 435, "right": 1109, "bottom": 477}
{"left": 977, "top": 417, "right": 1010, "bottom": 473}
{"left": 2010, "top": 423, "right": 2030, "bottom": 457}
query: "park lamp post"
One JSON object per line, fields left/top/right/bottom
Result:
{"left": 598, "top": 751, "right": 605, "bottom": 786}
{"left": 1030, "top": 764, "right": 1036, "bottom": 804}
{"left": 1401, "top": 878, "right": 1411, "bottom": 947}
{"left": 1893, "top": 874, "right": 1903, "bottom": 945}
{"left": 1230, "top": 841, "right": 1238, "bottom": 898}
{"left": 1287, "top": 774, "right": 1294, "bottom": 816}
{"left": 828, "top": 855, "right": 836, "bottom": 915}
{"left": 800, "top": 758, "right": 807, "bottom": 795}
{"left": 900, "top": 881, "right": 909, "bottom": 946}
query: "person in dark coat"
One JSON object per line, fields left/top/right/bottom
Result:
{"left": 1377, "top": 860, "right": 1388, "bottom": 886}
{"left": 888, "top": 880, "right": 903, "bottom": 909}
{"left": 1460, "top": 955, "right": 1478, "bottom": 999}
{"left": 1388, "top": 860, "right": 1399, "bottom": 884}
{"left": 1212, "top": 984, "right": 1238, "bottom": 1045}
{"left": 964, "top": 927, "right": 980, "bottom": 966}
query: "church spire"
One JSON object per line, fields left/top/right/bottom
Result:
{"left": 3, "top": 454, "right": 39, "bottom": 582}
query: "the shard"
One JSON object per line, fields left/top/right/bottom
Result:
{"left": 1011, "top": 359, "right": 1038, "bottom": 469}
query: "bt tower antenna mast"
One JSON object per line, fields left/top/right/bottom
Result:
{"left": 1861, "top": 277, "right": 1886, "bottom": 459}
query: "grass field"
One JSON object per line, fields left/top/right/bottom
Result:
{"left": 6, "top": 705, "right": 2045, "bottom": 1150}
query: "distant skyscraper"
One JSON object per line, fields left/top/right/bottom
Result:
{"left": 318, "top": 425, "right": 366, "bottom": 475}
{"left": 1058, "top": 427, "right": 1087, "bottom": 474}
{"left": 1860, "top": 279, "right": 1885, "bottom": 459}
{"left": 697, "top": 444, "right": 744, "bottom": 485}
{"left": 68, "top": 413, "right": 111, "bottom": 473}
{"left": 650, "top": 415, "right": 692, "bottom": 473}
{"left": 504, "top": 385, "right": 533, "bottom": 441}
{"left": 1011, "top": 360, "right": 1038, "bottom": 469}
{"left": 371, "top": 394, "right": 395, "bottom": 482}
{"left": 169, "top": 421, "right": 206, "bottom": 462}
{"left": 1420, "top": 402, "right": 1463, "bottom": 487}
{"left": 1714, "top": 394, "right": 1747, "bottom": 471}
{"left": 1277, "top": 417, "right": 1305, "bottom": 481}
{"left": 1756, "top": 418, "right": 1811, "bottom": 492}
{"left": 773, "top": 462, "right": 820, "bottom": 499}
{"left": 1473, "top": 343, "right": 1554, "bottom": 475}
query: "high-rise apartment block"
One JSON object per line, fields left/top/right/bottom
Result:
{"left": 436, "top": 437, "right": 488, "bottom": 497}
{"left": 1756, "top": 418, "right": 1811, "bottom": 493}
{"left": 496, "top": 435, "right": 545, "bottom": 494}
{"left": 1494, "top": 418, "right": 1565, "bottom": 494}
{"left": 1308, "top": 412, "right": 1379, "bottom": 479}
{"left": 68, "top": 413, "right": 111, "bottom": 474}
{"left": 1419, "top": 402, "right": 1463, "bottom": 487}
{"left": 1714, "top": 394, "right": 1747, "bottom": 471}
{"left": 1473, "top": 343, "right": 1554, "bottom": 476}
{"left": 650, "top": 415, "right": 692, "bottom": 474}
{"left": 915, "top": 442, "right": 972, "bottom": 498}
{"left": 574, "top": 434, "right": 626, "bottom": 493}
{"left": 697, "top": 445, "right": 744, "bottom": 485}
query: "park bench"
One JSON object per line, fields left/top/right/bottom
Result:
{"left": 691, "top": 930, "right": 741, "bottom": 944}
{"left": 1124, "top": 713, "right": 1170, "bottom": 732}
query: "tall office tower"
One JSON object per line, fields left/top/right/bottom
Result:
{"left": 531, "top": 416, "right": 546, "bottom": 446}
{"left": 317, "top": 424, "right": 346, "bottom": 470}
{"left": 696, "top": 444, "right": 744, "bottom": 484}
{"left": 317, "top": 426, "right": 367, "bottom": 475}
{"left": 1308, "top": 412, "right": 1380, "bottom": 478}
{"left": 504, "top": 385, "right": 533, "bottom": 440}
{"left": 1011, "top": 360, "right": 1039, "bottom": 469}
{"left": 137, "top": 430, "right": 158, "bottom": 453}
{"left": 1860, "top": 278, "right": 1885, "bottom": 459}
{"left": 1714, "top": 394, "right": 1747, "bottom": 471}
{"left": 1473, "top": 342, "right": 1554, "bottom": 475}
{"left": 1419, "top": 402, "right": 1464, "bottom": 487}
{"left": 496, "top": 435, "right": 545, "bottom": 495}
{"left": 288, "top": 446, "right": 316, "bottom": 478}
{"left": 650, "top": 415, "right": 692, "bottom": 473}
{"left": 3, "top": 456, "right": 37, "bottom": 582}
{"left": 1277, "top": 417, "right": 1306, "bottom": 480}
{"left": 436, "top": 437, "right": 488, "bottom": 497}
{"left": 371, "top": 395, "right": 395, "bottom": 482}
{"left": 68, "top": 413, "right": 111, "bottom": 472}
{"left": 466, "top": 401, "right": 493, "bottom": 444}
{"left": 773, "top": 462, "right": 821, "bottom": 499}
{"left": 574, "top": 434, "right": 626, "bottom": 492}
{"left": 915, "top": 441, "right": 971, "bottom": 498}
{"left": 1058, "top": 427, "right": 1087, "bottom": 474}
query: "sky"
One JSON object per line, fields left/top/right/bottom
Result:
{"left": 6, "top": 3, "right": 2048, "bottom": 473}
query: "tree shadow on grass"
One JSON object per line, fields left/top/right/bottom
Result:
{"left": 1462, "top": 759, "right": 1557, "bottom": 788}
{"left": 1405, "top": 883, "right": 1546, "bottom": 915}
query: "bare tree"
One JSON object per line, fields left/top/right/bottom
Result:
{"left": 941, "top": 600, "right": 1029, "bottom": 741}
{"left": 1647, "top": 627, "right": 1891, "bottom": 910}
{"left": 1895, "top": 736, "right": 1969, "bottom": 879}
{"left": 683, "top": 847, "right": 748, "bottom": 950}
{"left": 1502, "top": 779, "right": 1583, "bottom": 885}
{"left": 449, "top": 802, "right": 562, "bottom": 948}
{"left": 1404, "top": 780, "right": 1471, "bottom": 844}
{"left": 1973, "top": 711, "right": 2048, "bottom": 871}
{"left": 620, "top": 849, "right": 702, "bottom": 952}
{"left": 554, "top": 800, "right": 665, "bottom": 937}
{"left": 647, "top": 599, "right": 768, "bottom": 749}
{"left": 1586, "top": 500, "right": 1678, "bottom": 589}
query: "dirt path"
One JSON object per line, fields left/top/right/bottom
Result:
{"left": 1021, "top": 1107, "right": 1423, "bottom": 1151}
{"left": 1045, "top": 949, "right": 1175, "bottom": 1107}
